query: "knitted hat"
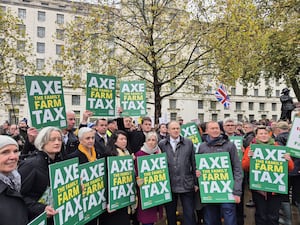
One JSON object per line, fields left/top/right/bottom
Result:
{"left": 0, "top": 135, "right": 19, "bottom": 150}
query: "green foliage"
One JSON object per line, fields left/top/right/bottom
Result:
{"left": 0, "top": 8, "right": 35, "bottom": 99}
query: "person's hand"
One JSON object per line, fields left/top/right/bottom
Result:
{"left": 131, "top": 153, "right": 136, "bottom": 160}
{"left": 233, "top": 195, "right": 241, "bottom": 203}
{"left": 81, "top": 110, "right": 93, "bottom": 124}
{"left": 196, "top": 170, "right": 201, "bottom": 178}
{"left": 27, "top": 127, "right": 38, "bottom": 143}
{"left": 248, "top": 150, "right": 254, "bottom": 157}
{"left": 136, "top": 177, "right": 144, "bottom": 187}
{"left": 194, "top": 185, "right": 199, "bottom": 192}
{"left": 45, "top": 205, "right": 58, "bottom": 217}
{"left": 283, "top": 153, "right": 291, "bottom": 161}
{"left": 107, "top": 205, "right": 116, "bottom": 213}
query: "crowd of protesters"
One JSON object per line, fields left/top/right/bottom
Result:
{"left": 0, "top": 110, "right": 299, "bottom": 225}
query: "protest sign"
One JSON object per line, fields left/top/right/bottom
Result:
{"left": 120, "top": 81, "right": 146, "bottom": 116}
{"left": 137, "top": 153, "right": 172, "bottom": 209}
{"left": 24, "top": 76, "right": 66, "bottom": 129}
{"left": 180, "top": 122, "right": 202, "bottom": 152}
{"left": 49, "top": 158, "right": 84, "bottom": 225}
{"left": 229, "top": 136, "right": 243, "bottom": 161}
{"left": 86, "top": 73, "right": 116, "bottom": 116}
{"left": 79, "top": 159, "right": 106, "bottom": 223}
{"left": 249, "top": 144, "right": 288, "bottom": 194}
{"left": 107, "top": 155, "right": 136, "bottom": 211}
{"left": 286, "top": 117, "right": 300, "bottom": 157}
{"left": 196, "top": 152, "right": 235, "bottom": 203}
{"left": 27, "top": 212, "right": 47, "bottom": 225}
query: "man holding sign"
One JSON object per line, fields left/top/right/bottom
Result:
{"left": 242, "top": 125, "right": 294, "bottom": 225}
{"left": 197, "top": 121, "right": 243, "bottom": 225}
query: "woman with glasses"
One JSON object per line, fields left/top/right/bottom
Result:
{"left": 18, "top": 126, "right": 63, "bottom": 224}
{"left": 0, "top": 135, "right": 28, "bottom": 225}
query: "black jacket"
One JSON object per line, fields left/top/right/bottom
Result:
{"left": 18, "top": 151, "right": 61, "bottom": 222}
{"left": 94, "top": 133, "right": 109, "bottom": 158}
{"left": 0, "top": 180, "right": 28, "bottom": 225}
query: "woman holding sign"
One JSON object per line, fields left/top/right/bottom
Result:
{"left": 242, "top": 125, "right": 294, "bottom": 225}
{"left": 101, "top": 130, "right": 131, "bottom": 225}
{"left": 135, "top": 131, "right": 163, "bottom": 225}
{"left": 18, "top": 126, "right": 62, "bottom": 224}
{"left": 0, "top": 135, "right": 28, "bottom": 225}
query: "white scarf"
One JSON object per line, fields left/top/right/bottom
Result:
{"left": 0, "top": 170, "right": 21, "bottom": 192}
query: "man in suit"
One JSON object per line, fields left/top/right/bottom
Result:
{"left": 94, "top": 118, "right": 109, "bottom": 157}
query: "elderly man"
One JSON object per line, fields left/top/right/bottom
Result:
{"left": 159, "top": 121, "right": 197, "bottom": 225}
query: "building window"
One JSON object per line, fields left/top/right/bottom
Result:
{"left": 18, "top": 8, "right": 26, "bottom": 19}
{"left": 55, "top": 60, "right": 63, "bottom": 71}
{"left": 169, "top": 99, "right": 177, "bottom": 109}
{"left": 249, "top": 102, "right": 254, "bottom": 110}
{"left": 236, "top": 102, "right": 242, "bottom": 110}
{"left": 36, "top": 58, "right": 45, "bottom": 70}
{"left": 9, "top": 109, "right": 19, "bottom": 124}
{"left": 10, "top": 93, "right": 21, "bottom": 104}
{"left": 56, "top": 29, "right": 64, "bottom": 40}
{"left": 198, "top": 113, "right": 204, "bottom": 122}
{"left": 276, "top": 90, "right": 280, "bottom": 97}
{"left": 242, "top": 88, "right": 247, "bottom": 96}
{"left": 74, "top": 110, "right": 81, "bottom": 125}
{"left": 259, "top": 103, "right": 265, "bottom": 111}
{"left": 16, "top": 60, "right": 24, "bottom": 69}
{"left": 37, "top": 27, "right": 45, "bottom": 38}
{"left": 56, "top": 45, "right": 63, "bottom": 55}
{"left": 37, "top": 11, "right": 45, "bottom": 21}
{"left": 272, "top": 103, "right": 277, "bottom": 111}
{"left": 198, "top": 100, "right": 203, "bottom": 109}
{"left": 17, "top": 40, "right": 25, "bottom": 51}
{"left": 37, "top": 42, "right": 45, "bottom": 53}
{"left": 265, "top": 88, "right": 272, "bottom": 97}
{"left": 210, "top": 101, "right": 217, "bottom": 110}
{"left": 249, "top": 114, "right": 255, "bottom": 122}
{"left": 56, "top": 14, "right": 64, "bottom": 24}
{"left": 254, "top": 89, "right": 259, "bottom": 97}
{"left": 18, "top": 24, "right": 26, "bottom": 37}
{"left": 170, "top": 112, "right": 177, "bottom": 121}
{"left": 194, "top": 85, "right": 200, "bottom": 93}
{"left": 72, "top": 95, "right": 80, "bottom": 105}
{"left": 272, "top": 115, "right": 278, "bottom": 121}
{"left": 224, "top": 114, "right": 230, "bottom": 118}
{"left": 15, "top": 75, "right": 24, "bottom": 85}
{"left": 231, "top": 87, "right": 236, "bottom": 95}
{"left": 212, "top": 114, "right": 218, "bottom": 121}
{"left": 237, "top": 114, "right": 243, "bottom": 122}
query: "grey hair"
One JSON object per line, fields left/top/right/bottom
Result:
{"left": 223, "top": 117, "right": 236, "bottom": 125}
{"left": 78, "top": 127, "right": 94, "bottom": 140}
{"left": 34, "top": 127, "right": 62, "bottom": 151}
{"left": 145, "top": 131, "right": 158, "bottom": 142}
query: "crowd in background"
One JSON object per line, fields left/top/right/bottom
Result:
{"left": 0, "top": 110, "right": 299, "bottom": 225}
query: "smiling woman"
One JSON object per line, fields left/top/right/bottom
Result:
{"left": 0, "top": 135, "right": 28, "bottom": 225}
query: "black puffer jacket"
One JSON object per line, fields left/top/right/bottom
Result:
{"left": 0, "top": 180, "right": 28, "bottom": 225}
{"left": 18, "top": 151, "right": 61, "bottom": 222}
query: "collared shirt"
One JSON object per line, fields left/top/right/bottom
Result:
{"left": 170, "top": 137, "right": 180, "bottom": 152}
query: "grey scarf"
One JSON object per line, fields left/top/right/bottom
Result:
{"left": 141, "top": 143, "right": 161, "bottom": 155}
{"left": 0, "top": 170, "right": 21, "bottom": 192}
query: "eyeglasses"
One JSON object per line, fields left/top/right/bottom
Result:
{"left": 49, "top": 137, "right": 62, "bottom": 142}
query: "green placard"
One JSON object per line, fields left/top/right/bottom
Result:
{"left": 49, "top": 158, "right": 84, "bottom": 225}
{"left": 86, "top": 73, "right": 116, "bottom": 116}
{"left": 286, "top": 117, "right": 300, "bottom": 157}
{"left": 24, "top": 76, "right": 67, "bottom": 129}
{"left": 120, "top": 81, "right": 146, "bottom": 116}
{"left": 137, "top": 153, "right": 172, "bottom": 209}
{"left": 107, "top": 155, "right": 136, "bottom": 211}
{"left": 27, "top": 212, "right": 47, "bottom": 225}
{"left": 229, "top": 136, "right": 243, "bottom": 161}
{"left": 79, "top": 159, "right": 107, "bottom": 223}
{"left": 180, "top": 122, "right": 202, "bottom": 152}
{"left": 195, "top": 152, "right": 235, "bottom": 203}
{"left": 249, "top": 144, "right": 289, "bottom": 194}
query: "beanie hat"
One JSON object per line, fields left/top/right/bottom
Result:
{"left": 0, "top": 135, "right": 19, "bottom": 150}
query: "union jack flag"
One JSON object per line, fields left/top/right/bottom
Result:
{"left": 215, "top": 84, "right": 230, "bottom": 108}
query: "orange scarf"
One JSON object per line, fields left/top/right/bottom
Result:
{"left": 78, "top": 144, "right": 96, "bottom": 162}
